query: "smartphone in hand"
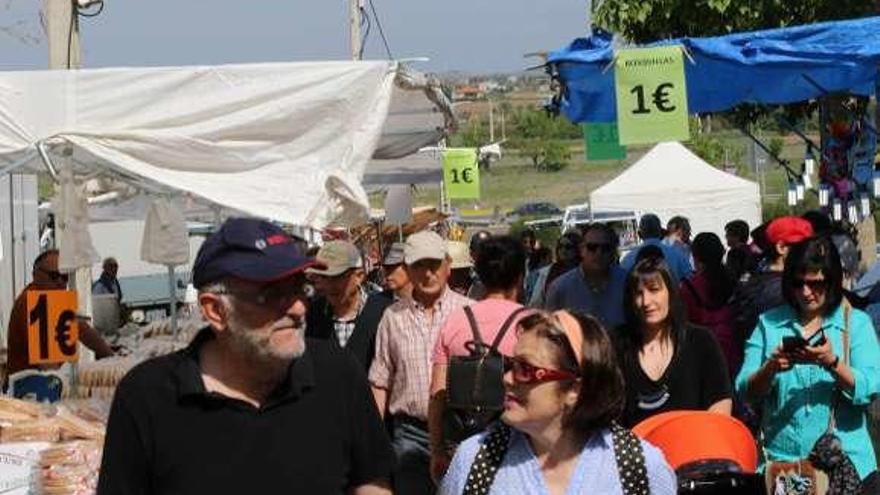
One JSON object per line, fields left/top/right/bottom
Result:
{"left": 782, "top": 336, "right": 807, "bottom": 353}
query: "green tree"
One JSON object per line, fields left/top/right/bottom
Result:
{"left": 509, "top": 109, "right": 577, "bottom": 172}
{"left": 685, "top": 118, "right": 745, "bottom": 170}
{"left": 593, "top": 0, "right": 876, "bottom": 43}
{"left": 451, "top": 117, "right": 489, "bottom": 148}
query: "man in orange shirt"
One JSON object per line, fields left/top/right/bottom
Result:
{"left": 6, "top": 250, "right": 114, "bottom": 385}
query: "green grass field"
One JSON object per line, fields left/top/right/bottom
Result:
{"left": 369, "top": 130, "right": 814, "bottom": 221}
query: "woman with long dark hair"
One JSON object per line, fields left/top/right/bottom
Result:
{"left": 736, "top": 236, "right": 880, "bottom": 485}
{"left": 681, "top": 232, "right": 741, "bottom": 378}
{"left": 615, "top": 252, "right": 733, "bottom": 428}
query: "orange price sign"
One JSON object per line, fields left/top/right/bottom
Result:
{"left": 26, "top": 290, "right": 79, "bottom": 365}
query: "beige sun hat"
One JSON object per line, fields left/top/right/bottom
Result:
{"left": 447, "top": 241, "right": 473, "bottom": 270}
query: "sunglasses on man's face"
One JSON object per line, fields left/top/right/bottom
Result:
{"left": 504, "top": 356, "right": 577, "bottom": 385}
{"left": 216, "top": 277, "right": 311, "bottom": 311}
{"left": 584, "top": 242, "right": 613, "bottom": 254}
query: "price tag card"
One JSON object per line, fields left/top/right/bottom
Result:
{"left": 26, "top": 290, "right": 79, "bottom": 365}
{"left": 584, "top": 123, "right": 627, "bottom": 161}
{"left": 614, "top": 45, "right": 690, "bottom": 145}
{"left": 442, "top": 148, "right": 480, "bottom": 199}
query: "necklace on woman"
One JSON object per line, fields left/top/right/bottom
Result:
{"left": 639, "top": 337, "right": 673, "bottom": 381}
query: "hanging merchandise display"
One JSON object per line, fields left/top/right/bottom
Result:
{"left": 818, "top": 95, "right": 877, "bottom": 212}
{"left": 820, "top": 120, "right": 856, "bottom": 201}
{"left": 613, "top": 46, "right": 690, "bottom": 145}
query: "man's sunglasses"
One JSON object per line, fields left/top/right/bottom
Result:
{"left": 504, "top": 356, "right": 577, "bottom": 385}
{"left": 213, "top": 277, "right": 311, "bottom": 310}
{"left": 793, "top": 278, "right": 827, "bottom": 292}
{"left": 584, "top": 242, "right": 613, "bottom": 253}
{"left": 38, "top": 267, "right": 68, "bottom": 283}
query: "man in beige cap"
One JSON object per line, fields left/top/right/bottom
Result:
{"left": 369, "top": 231, "right": 471, "bottom": 495}
{"left": 306, "top": 241, "right": 393, "bottom": 371}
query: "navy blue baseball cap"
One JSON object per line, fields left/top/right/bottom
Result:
{"left": 192, "top": 217, "right": 314, "bottom": 288}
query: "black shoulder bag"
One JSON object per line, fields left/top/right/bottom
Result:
{"left": 461, "top": 422, "right": 651, "bottom": 495}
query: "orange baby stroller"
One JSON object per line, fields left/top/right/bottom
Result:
{"left": 633, "top": 411, "right": 762, "bottom": 494}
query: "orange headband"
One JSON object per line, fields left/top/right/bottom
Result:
{"left": 552, "top": 310, "right": 584, "bottom": 367}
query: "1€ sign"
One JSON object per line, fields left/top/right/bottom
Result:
{"left": 442, "top": 148, "right": 480, "bottom": 199}
{"left": 27, "top": 290, "right": 79, "bottom": 365}
{"left": 614, "top": 45, "right": 690, "bottom": 145}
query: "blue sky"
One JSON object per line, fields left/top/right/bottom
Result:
{"left": 1, "top": 1, "right": 590, "bottom": 73}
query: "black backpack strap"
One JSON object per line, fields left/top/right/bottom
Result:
{"left": 489, "top": 307, "right": 531, "bottom": 352}
{"left": 462, "top": 422, "right": 511, "bottom": 495}
{"left": 610, "top": 422, "right": 650, "bottom": 495}
{"left": 463, "top": 305, "right": 485, "bottom": 348}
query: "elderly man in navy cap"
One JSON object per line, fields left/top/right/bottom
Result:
{"left": 98, "top": 218, "right": 393, "bottom": 495}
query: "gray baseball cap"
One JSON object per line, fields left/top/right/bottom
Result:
{"left": 382, "top": 242, "right": 406, "bottom": 266}
{"left": 305, "top": 240, "right": 363, "bottom": 277}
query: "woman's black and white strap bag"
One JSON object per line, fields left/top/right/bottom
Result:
{"left": 461, "top": 422, "right": 650, "bottom": 495}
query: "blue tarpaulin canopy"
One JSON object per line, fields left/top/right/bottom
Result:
{"left": 548, "top": 16, "right": 880, "bottom": 123}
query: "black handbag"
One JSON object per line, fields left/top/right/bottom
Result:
{"left": 443, "top": 306, "right": 528, "bottom": 445}
{"left": 765, "top": 302, "right": 863, "bottom": 495}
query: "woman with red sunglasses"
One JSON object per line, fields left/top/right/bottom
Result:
{"left": 438, "top": 310, "right": 675, "bottom": 495}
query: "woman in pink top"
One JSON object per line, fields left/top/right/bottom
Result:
{"left": 680, "top": 232, "right": 742, "bottom": 378}
{"left": 428, "top": 235, "right": 532, "bottom": 482}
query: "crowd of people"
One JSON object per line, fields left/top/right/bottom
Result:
{"left": 79, "top": 210, "right": 880, "bottom": 494}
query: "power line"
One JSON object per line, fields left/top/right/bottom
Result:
{"left": 359, "top": 6, "right": 370, "bottom": 60}
{"left": 367, "top": 0, "right": 393, "bottom": 60}
{"left": 67, "top": 0, "right": 105, "bottom": 68}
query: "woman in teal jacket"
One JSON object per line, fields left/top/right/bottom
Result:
{"left": 735, "top": 236, "right": 880, "bottom": 480}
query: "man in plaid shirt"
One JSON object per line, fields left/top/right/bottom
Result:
{"left": 369, "top": 231, "right": 471, "bottom": 495}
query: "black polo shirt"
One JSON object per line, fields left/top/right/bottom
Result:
{"left": 97, "top": 328, "right": 393, "bottom": 495}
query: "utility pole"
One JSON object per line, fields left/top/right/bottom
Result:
{"left": 489, "top": 100, "right": 495, "bottom": 142}
{"left": 45, "top": 0, "right": 94, "bottom": 370}
{"left": 47, "top": 0, "right": 80, "bottom": 70}
{"left": 349, "top": 0, "right": 362, "bottom": 60}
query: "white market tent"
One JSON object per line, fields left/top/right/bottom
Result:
{"left": 0, "top": 60, "right": 404, "bottom": 228}
{"left": 0, "top": 60, "right": 456, "bottom": 339}
{"left": 590, "top": 142, "right": 762, "bottom": 241}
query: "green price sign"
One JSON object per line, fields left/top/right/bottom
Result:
{"left": 584, "top": 123, "right": 626, "bottom": 161}
{"left": 442, "top": 148, "right": 480, "bottom": 199}
{"left": 614, "top": 45, "right": 690, "bottom": 145}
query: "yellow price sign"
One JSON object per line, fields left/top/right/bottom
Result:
{"left": 27, "top": 290, "right": 79, "bottom": 365}
{"left": 442, "top": 148, "right": 480, "bottom": 199}
{"left": 614, "top": 45, "right": 690, "bottom": 145}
